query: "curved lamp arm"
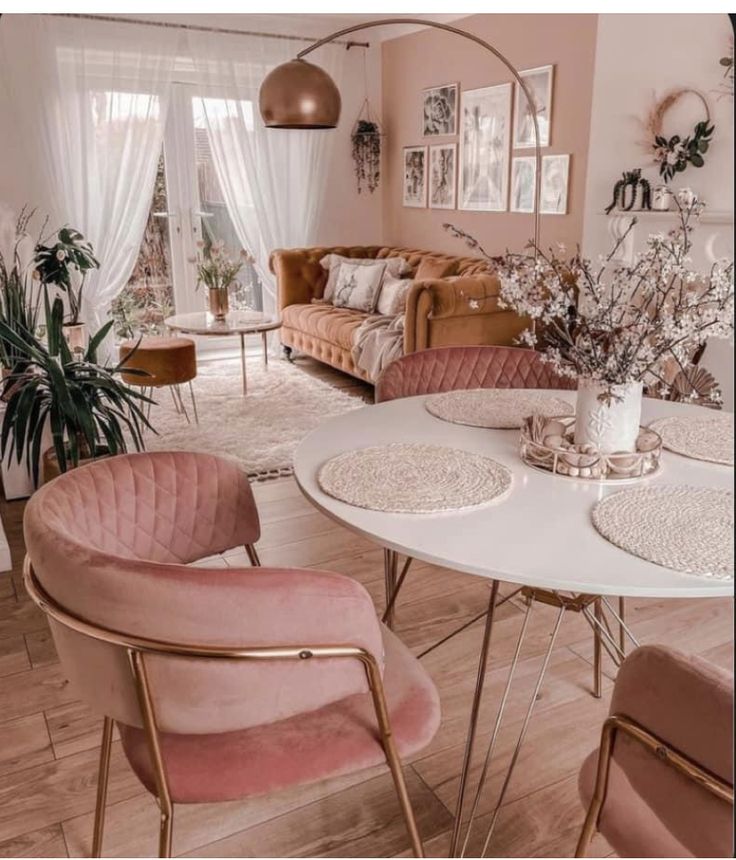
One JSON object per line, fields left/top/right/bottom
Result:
{"left": 296, "top": 17, "right": 543, "bottom": 252}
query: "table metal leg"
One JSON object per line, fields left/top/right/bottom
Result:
{"left": 381, "top": 555, "right": 413, "bottom": 625}
{"left": 449, "top": 580, "right": 501, "bottom": 857}
{"left": 618, "top": 597, "right": 626, "bottom": 655}
{"left": 188, "top": 381, "right": 199, "bottom": 425}
{"left": 383, "top": 549, "right": 399, "bottom": 629}
{"left": 593, "top": 599, "right": 603, "bottom": 699}
{"left": 262, "top": 331, "right": 269, "bottom": 366}
{"left": 240, "top": 332, "right": 247, "bottom": 395}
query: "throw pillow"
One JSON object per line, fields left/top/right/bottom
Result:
{"left": 320, "top": 254, "right": 410, "bottom": 302}
{"left": 332, "top": 261, "right": 387, "bottom": 312}
{"left": 376, "top": 275, "right": 413, "bottom": 316}
{"left": 415, "top": 257, "right": 459, "bottom": 281}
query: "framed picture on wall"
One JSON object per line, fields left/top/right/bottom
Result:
{"left": 458, "top": 83, "right": 512, "bottom": 212}
{"left": 403, "top": 145, "right": 428, "bottom": 207}
{"left": 510, "top": 156, "right": 537, "bottom": 212}
{"left": 422, "top": 83, "right": 458, "bottom": 136}
{"left": 429, "top": 143, "right": 457, "bottom": 209}
{"left": 540, "top": 154, "right": 569, "bottom": 214}
{"left": 513, "top": 65, "right": 554, "bottom": 148}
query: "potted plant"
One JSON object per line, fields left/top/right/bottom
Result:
{"left": 445, "top": 201, "right": 734, "bottom": 453}
{"left": 192, "top": 238, "right": 251, "bottom": 321}
{"left": 0, "top": 296, "right": 153, "bottom": 489}
{"left": 34, "top": 225, "right": 99, "bottom": 354}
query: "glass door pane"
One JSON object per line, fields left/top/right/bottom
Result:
{"left": 191, "top": 96, "right": 263, "bottom": 312}
{"left": 111, "top": 151, "right": 175, "bottom": 340}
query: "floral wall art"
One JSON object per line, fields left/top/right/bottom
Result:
{"left": 429, "top": 143, "right": 457, "bottom": 209}
{"left": 402, "top": 145, "right": 428, "bottom": 207}
{"left": 422, "top": 83, "right": 458, "bottom": 136}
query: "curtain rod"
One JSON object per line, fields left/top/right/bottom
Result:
{"left": 50, "top": 13, "right": 370, "bottom": 49}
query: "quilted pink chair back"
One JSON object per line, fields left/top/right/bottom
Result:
{"left": 24, "top": 452, "right": 383, "bottom": 735}
{"left": 375, "top": 345, "right": 575, "bottom": 402}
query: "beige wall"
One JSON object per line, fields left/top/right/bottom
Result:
{"left": 381, "top": 13, "right": 598, "bottom": 255}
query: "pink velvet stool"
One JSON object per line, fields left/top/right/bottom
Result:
{"left": 23, "top": 451, "right": 439, "bottom": 858}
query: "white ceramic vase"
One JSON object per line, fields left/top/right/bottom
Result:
{"left": 574, "top": 378, "right": 643, "bottom": 453}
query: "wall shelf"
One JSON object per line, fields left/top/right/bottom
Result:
{"left": 605, "top": 209, "right": 734, "bottom": 225}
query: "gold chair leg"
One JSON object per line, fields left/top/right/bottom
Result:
{"left": 363, "top": 657, "right": 424, "bottom": 857}
{"left": 245, "top": 543, "right": 261, "bottom": 566}
{"left": 575, "top": 720, "right": 616, "bottom": 857}
{"left": 593, "top": 599, "right": 603, "bottom": 699}
{"left": 92, "top": 716, "right": 114, "bottom": 857}
{"left": 128, "top": 650, "right": 174, "bottom": 858}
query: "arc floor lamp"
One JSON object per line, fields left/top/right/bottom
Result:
{"left": 259, "top": 20, "right": 544, "bottom": 858}
{"left": 258, "top": 17, "right": 543, "bottom": 252}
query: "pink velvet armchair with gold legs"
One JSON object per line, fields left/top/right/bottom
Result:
{"left": 577, "top": 645, "right": 734, "bottom": 858}
{"left": 23, "top": 452, "right": 440, "bottom": 858}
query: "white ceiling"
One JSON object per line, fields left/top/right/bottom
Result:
{"left": 108, "top": 13, "right": 469, "bottom": 44}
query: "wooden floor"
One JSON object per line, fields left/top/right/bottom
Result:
{"left": 0, "top": 359, "right": 733, "bottom": 859}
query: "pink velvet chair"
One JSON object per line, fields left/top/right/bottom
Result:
{"left": 23, "top": 452, "right": 440, "bottom": 858}
{"left": 375, "top": 344, "right": 575, "bottom": 403}
{"left": 577, "top": 645, "right": 734, "bottom": 857}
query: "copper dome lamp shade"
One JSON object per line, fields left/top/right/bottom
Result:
{"left": 258, "top": 16, "right": 544, "bottom": 250}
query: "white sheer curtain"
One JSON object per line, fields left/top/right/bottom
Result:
{"left": 189, "top": 31, "right": 345, "bottom": 316}
{"left": 0, "top": 15, "right": 180, "bottom": 337}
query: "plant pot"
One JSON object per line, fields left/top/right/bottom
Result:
{"left": 1, "top": 403, "right": 53, "bottom": 500}
{"left": 63, "top": 322, "right": 87, "bottom": 355}
{"left": 41, "top": 444, "right": 111, "bottom": 484}
{"left": 574, "top": 378, "right": 643, "bottom": 453}
{"left": 208, "top": 289, "right": 229, "bottom": 321}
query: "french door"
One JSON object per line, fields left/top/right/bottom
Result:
{"left": 115, "top": 83, "right": 262, "bottom": 348}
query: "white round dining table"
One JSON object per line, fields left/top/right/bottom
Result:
{"left": 294, "top": 391, "right": 734, "bottom": 599}
{"left": 294, "top": 390, "right": 733, "bottom": 857}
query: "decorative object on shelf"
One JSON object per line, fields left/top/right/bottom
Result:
{"left": 510, "top": 157, "right": 537, "bottom": 213}
{"left": 0, "top": 296, "right": 152, "bottom": 487}
{"left": 33, "top": 222, "right": 99, "bottom": 354}
{"left": 0, "top": 206, "right": 43, "bottom": 373}
{"left": 513, "top": 65, "right": 553, "bottom": 148}
{"left": 540, "top": 154, "right": 569, "bottom": 215}
{"left": 422, "top": 82, "right": 458, "bottom": 136}
{"left": 646, "top": 88, "right": 714, "bottom": 182}
{"left": 520, "top": 413, "right": 662, "bottom": 481}
{"left": 651, "top": 184, "right": 673, "bottom": 211}
{"left": 676, "top": 187, "right": 698, "bottom": 208}
{"left": 318, "top": 442, "right": 513, "bottom": 513}
{"left": 459, "top": 84, "right": 512, "bottom": 212}
{"left": 592, "top": 485, "right": 733, "bottom": 578}
{"left": 604, "top": 169, "right": 652, "bottom": 214}
{"left": 425, "top": 388, "right": 573, "bottom": 429}
{"left": 649, "top": 413, "right": 733, "bottom": 466}
{"left": 351, "top": 117, "right": 382, "bottom": 195}
{"left": 428, "top": 143, "right": 457, "bottom": 209}
{"left": 402, "top": 145, "right": 428, "bottom": 207}
{"left": 447, "top": 202, "right": 733, "bottom": 455}
{"left": 191, "top": 237, "right": 252, "bottom": 321}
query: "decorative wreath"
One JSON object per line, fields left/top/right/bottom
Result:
{"left": 646, "top": 88, "right": 715, "bottom": 182}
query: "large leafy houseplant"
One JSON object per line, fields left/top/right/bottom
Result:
{"left": 0, "top": 207, "right": 43, "bottom": 371}
{"left": 34, "top": 226, "right": 99, "bottom": 325}
{"left": 0, "top": 296, "right": 153, "bottom": 485}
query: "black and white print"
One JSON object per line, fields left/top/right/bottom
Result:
{"left": 540, "top": 154, "right": 569, "bottom": 215}
{"left": 513, "top": 65, "right": 554, "bottom": 148}
{"left": 422, "top": 83, "right": 458, "bottom": 136}
{"left": 403, "top": 146, "right": 428, "bottom": 207}
{"left": 510, "top": 156, "right": 537, "bottom": 213}
{"left": 429, "top": 143, "right": 457, "bottom": 209}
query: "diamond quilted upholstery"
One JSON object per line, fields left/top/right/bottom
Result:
{"left": 375, "top": 345, "right": 575, "bottom": 403}
{"left": 28, "top": 451, "right": 260, "bottom": 564}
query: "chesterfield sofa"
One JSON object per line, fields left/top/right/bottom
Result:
{"left": 269, "top": 245, "right": 528, "bottom": 382}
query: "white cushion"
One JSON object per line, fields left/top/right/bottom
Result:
{"left": 321, "top": 254, "right": 411, "bottom": 303}
{"left": 376, "top": 275, "right": 413, "bottom": 316}
{"left": 332, "top": 261, "right": 387, "bottom": 312}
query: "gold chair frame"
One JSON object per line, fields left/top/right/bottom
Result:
{"left": 576, "top": 713, "right": 734, "bottom": 857}
{"left": 23, "top": 558, "right": 424, "bottom": 858}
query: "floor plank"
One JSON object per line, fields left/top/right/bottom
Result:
{"left": 0, "top": 823, "right": 69, "bottom": 858}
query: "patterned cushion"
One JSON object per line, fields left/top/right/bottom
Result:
{"left": 320, "top": 254, "right": 410, "bottom": 303}
{"left": 375, "top": 345, "right": 575, "bottom": 403}
{"left": 332, "top": 260, "right": 387, "bottom": 312}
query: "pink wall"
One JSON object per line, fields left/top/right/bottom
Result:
{"left": 381, "top": 14, "right": 598, "bottom": 255}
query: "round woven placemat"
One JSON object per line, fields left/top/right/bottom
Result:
{"left": 649, "top": 413, "right": 734, "bottom": 466}
{"left": 592, "top": 485, "right": 734, "bottom": 579}
{"left": 317, "top": 443, "right": 513, "bottom": 513}
{"left": 425, "top": 389, "right": 574, "bottom": 429}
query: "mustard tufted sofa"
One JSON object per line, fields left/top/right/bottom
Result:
{"left": 269, "top": 245, "right": 529, "bottom": 382}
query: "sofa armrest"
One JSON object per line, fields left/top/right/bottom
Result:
{"left": 404, "top": 273, "right": 528, "bottom": 354}
{"left": 269, "top": 246, "right": 384, "bottom": 312}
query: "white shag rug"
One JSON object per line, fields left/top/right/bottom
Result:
{"left": 144, "top": 359, "right": 366, "bottom": 480}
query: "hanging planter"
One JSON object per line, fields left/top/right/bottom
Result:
{"left": 351, "top": 100, "right": 383, "bottom": 195}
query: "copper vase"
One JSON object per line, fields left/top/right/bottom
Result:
{"left": 209, "top": 288, "right": 230, "bottom": 321}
